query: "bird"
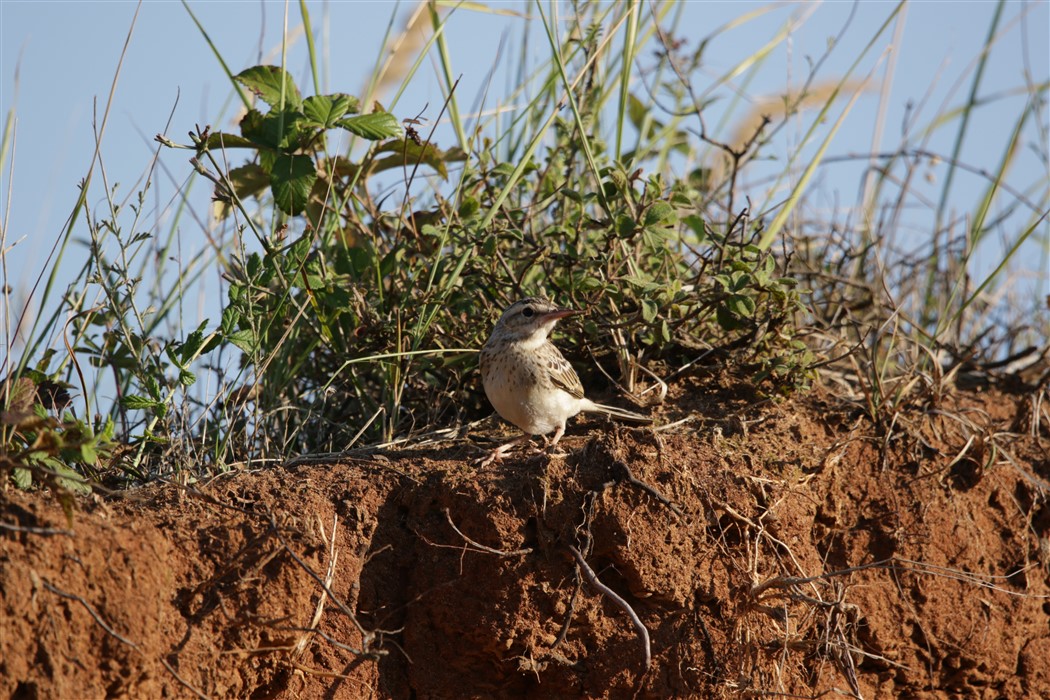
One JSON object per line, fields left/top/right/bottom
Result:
{"left": 477, "top": 297, "right": 651, "bottom": 466}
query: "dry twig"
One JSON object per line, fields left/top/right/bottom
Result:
{"left": 42, "top": 578, "right": 208, "bottom": 698}
{"left": 293, "top": 514, "right": 341, "bottom": 661}
{"left": 42, "top": 579, "right": 140, "bottom": 649}
{"left": 0, "top": 521, "right": 74, "bottom": 536}
{"left": 159, "top": 657, "right": 210, "bottom": 700}
{"left": 613, "top": 460, "right": 683, "bottom": 517}
{"left": 444, "top": 508, "right": 533, "bottom": 556}
{"left": 267, "top": 514, "right": 381, "bottom": 656}
{"left": 568, "top": 545, "right": 651, "bottom": 668}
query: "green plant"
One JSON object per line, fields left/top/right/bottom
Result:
{"left": 1, "top": 363, "right": 111, "bottom": 500}
{"left": 154, "top": 22, "right": 815, "bottom": 457}
{"left": 4, "top": 1, "right": 1043, "bottom": 486}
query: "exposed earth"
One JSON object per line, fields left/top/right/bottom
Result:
{"left": 3, "top": 373, "right": 1049, "bottom": 698}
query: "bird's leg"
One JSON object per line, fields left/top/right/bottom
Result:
{"left": 476, "top": 434, "right": 533, "bottom": 467}
{"left": 548, "top": 424, "right": 566, "bottom": 447}
{"left": 543, "top": 424, "right": 569, "bottom": 458}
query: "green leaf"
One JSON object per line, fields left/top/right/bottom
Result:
{"left": 164, "top": 346, "right": 183, "bottom": 370}
{"left": 270, "top": 154, "right": 316, "bottom": 215}
{"left": 227, "top": 329, "right": 258, "bottom": 354}
{"left": 575, "top": 276, "right": 604, "bottom": 292}
{"left": 34, "top": 349, "right": 58, "bottom": 373}
{"left": 336, "top": 112, "right": 403, "bottom": 140}
{"left": 234, "top": 65, "right": 303, "bottom": 110}
{"left": 763, "top": 254, "right": 776, "bottom": 277}
{"left": 98, "top": 417, "right": 116, "bottom": 442}
{"left": 715, "top": 305, "right": 739, "bottom": 330}
{"left": 122, "top": 395, "right": 162, "bottom": 410}
{"left": 241, "top": 106, "right": 308, "bottom": 152}
{"left": 302, "top": 93, "right": 358, "bottom": 128}
{"left": 640, "top": 298, "right": 658, "bottom": 323}
{"left": 264, "top": 109, "right": 308, "bottom": 151}
{"left": 642, "top": 227, "right": 672, "bottom": 249}
{"left": 344, "top": 247, "right": 374, "bottom": 277}
{"left": 683, "top": 214, "right": 707, "bottom": 242}
{"left": 179, "top": 320, "right": 210, "bottom": 363}
{"left": 379, "top": 247, "right": 406, "bottom": 278}
{"left": 727, "top": 294, "right": 756, "bottom": 318}
{"left": 493, "top": 162, "right": 516, "bottom": 177}
{"left": 52, "top": 462, "right": 91, "bottom": 495}
{"left": 239, "top": 108, "right": 271, "bottom": 148}
{"left": 288, "top": 232, "right": 313, "bottom": 261}
{"left": 79, "top": 443, "right": 98, "bottom": 465}
{"left": 616, "top": 214, "right": 635, "bottom": 237}
{"left": 643, "top": 201, "right": 676, "bottom": 228}
{"left": 729, "top": 270, "right": 753, "bottom": 292}
{"left": 458, "top": 197, "right": 480, "bottom": 219}
{"left": 12, "top": 467, "right": 31, "bottom": 489}
{"left": 221, "top": 307, "right": 241, "bottom": 335}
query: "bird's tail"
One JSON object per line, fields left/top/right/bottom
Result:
{"left": 581, "top": 399, "right": 652, "bottom": 424}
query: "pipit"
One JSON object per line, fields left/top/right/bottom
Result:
{"left": 477, "top": 297, "right": 650, "bottom": 466}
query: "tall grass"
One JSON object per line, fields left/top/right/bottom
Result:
{"left": 2, "top": 1, "right": 1046, "bottom": 489}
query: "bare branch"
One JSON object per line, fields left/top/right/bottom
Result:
{"left": 444, "top": 508, "right": 533, "bottom": 557}
{"left": 568, "top": 545, "right": 651, "bottom": 668}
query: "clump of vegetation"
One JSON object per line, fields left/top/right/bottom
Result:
{"left": 1, "top": 362, "right": 104, "bottom": 515}
{"left": 162, "top": 57, "right": 811, "bottom": 459}
{"left": 2, "top": 2, "right": 1045, "bottom": 486}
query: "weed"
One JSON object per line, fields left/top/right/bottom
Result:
{"left": 1, "top": 1, "right": 1045, "bottom": 485}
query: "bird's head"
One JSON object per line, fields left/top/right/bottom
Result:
{"left": 491, "top": 297, "right": 579, "bottom": 345}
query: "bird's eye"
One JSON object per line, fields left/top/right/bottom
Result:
{"left": 521, "top": 307, "right": 535, "bottom": 318}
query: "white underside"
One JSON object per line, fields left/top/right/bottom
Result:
{"left": 483, "top": 370, "right": 588, "bottom": 436}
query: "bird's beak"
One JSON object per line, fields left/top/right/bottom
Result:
{"left": 542, "top": 307, "right": 580, "bottom": 322}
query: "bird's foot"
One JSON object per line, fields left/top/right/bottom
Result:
{"left": 475, "top": 435, "right": 532, "bottom": 467}
{"left": 540, "top": 426, "right": 568, "bottom": 458}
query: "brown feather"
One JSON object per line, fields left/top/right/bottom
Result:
{"left": 545, "top": 344, "right": 585, "bottom": 399}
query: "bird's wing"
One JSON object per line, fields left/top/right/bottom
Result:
{"left": 545, "top": 345, "right": 586, "bottom": 399}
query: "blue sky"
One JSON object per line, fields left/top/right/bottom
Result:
{"left": 1, "top": 1, "right": 1048, "bottom": 365}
